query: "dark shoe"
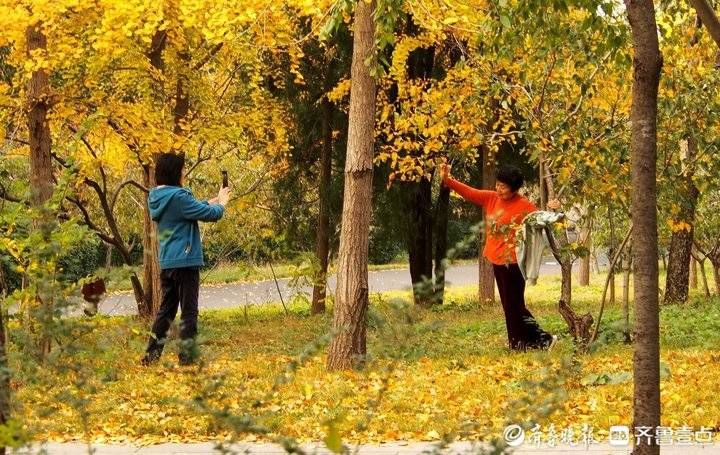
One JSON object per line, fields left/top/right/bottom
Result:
{"left": 178, "top": 338, "right": 199, "bottom": 366}
{"left": 178, "top": 353, "right": 196, "bottom": 366}
{"left": 141, "top": 351, "right": 160, "bottom": 366}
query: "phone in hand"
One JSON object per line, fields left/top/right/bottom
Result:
{"left": 222, "top": 170, "right": 228, "bottom": 189}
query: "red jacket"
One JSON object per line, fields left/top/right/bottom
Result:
{"left": 444, "top": 177, "right": 537, "bottom": 265}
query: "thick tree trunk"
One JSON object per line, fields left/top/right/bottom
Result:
{"left": 407, "top": 179, "right": 434, "bottom": 306}
{"left": 479, "top": 145, "right": 496, "bottom": 305}
{"left": 326, "top": 0, "right": 376, "bottom": 371}
{"left": 433, "top": 185, "right": 450, "bottom": 305}
{"left": 664, "top": 139, "right": 699, "bottom": 305}
{"left": 405, "top": 36, "right": 436, "bottom": 307}
{"left": 27, "top": 24, "right": 54, "bottom": 357}
{"left": 625, "top": 0, "right": 663, "bottom": 452}
{"left": 26, "top": 25, "right": 54, "bottom": 206}
{"left": 311, "top": 100, "right": 334, "bottom": 315}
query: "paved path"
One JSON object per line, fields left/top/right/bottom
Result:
{"left": 16, "top": 441, "right": 720, "bottom": 454}
{"left": 99, "top": 262, "right": 571, "bottom": 316}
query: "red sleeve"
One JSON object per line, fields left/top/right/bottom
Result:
{"left": 525, "top": 198, "right": 538, "bottom": 213}
{"left": 443, "top": 177, "right": 496, "bottom": 207}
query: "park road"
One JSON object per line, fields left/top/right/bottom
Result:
{"left": 99, "top": 262, "right": 572, "bottom": 316}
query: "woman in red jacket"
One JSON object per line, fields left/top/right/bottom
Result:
{"left": 441, "top": 163, "right": 557, "bottom": 351}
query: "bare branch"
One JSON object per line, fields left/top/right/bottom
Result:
{"left": 687, "top": 0, "right": 720, "bottom": 49}
{"left": 110, "top": 179, "right": 149, "bottom": 213}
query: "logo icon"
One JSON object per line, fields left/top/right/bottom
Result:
{"left": 504, "top": 424, "right": 525, "bottom": 447}
{"left": 609, "top": 426, "right": 630, "bottom": 446}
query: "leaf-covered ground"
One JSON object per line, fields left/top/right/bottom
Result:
{"left": 10, "top": 276, "right": 720, "bottom": 445}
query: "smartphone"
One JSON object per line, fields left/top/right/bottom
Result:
{"left": 221, "top": 170, "right": 228, "bottom": 189}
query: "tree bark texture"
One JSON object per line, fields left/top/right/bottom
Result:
{"left": 327, "top": 0, "right": 377, "bottom": 370}
{"left": 664, "top": 140, "right": 699, "bottom": 305}
{"left": 625, "top": 0, "right": 663, "bottom": 452}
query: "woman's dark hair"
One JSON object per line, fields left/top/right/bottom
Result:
{"left": 155, "top": 153, "right": 184, "bottom": 186}
{"left": 495, "top": 165, "right": 524, "bottom": 192}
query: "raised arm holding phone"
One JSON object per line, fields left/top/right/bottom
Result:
{"left": 141, "top": 153, "right": 232, "bottom": 366}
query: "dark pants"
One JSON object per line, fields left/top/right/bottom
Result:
{"left": 493, "top": 263, "right": 552, "bottom": 350}
{"left": 145, "top": 267, "right": 200, "bottom": 361}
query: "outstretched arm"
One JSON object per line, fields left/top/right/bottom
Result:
{"left": 179, "top": 191, "right": 225, "bottom": 221}
{"left": 440, "top": 164, "right": 495, "bottom": 207}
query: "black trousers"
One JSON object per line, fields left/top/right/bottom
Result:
{"left": 145, "top": 267, "right": 200, "bottom": 358}
{"left": 493, "top": 263, "right": 552, "bottom": 350}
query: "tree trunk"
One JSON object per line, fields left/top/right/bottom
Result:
{"left": 578, "top": 233, "right": 591, "bottom": 286}
{"left": 664, "top": 139, "right": 699, "bottom": 305}
{"left": 27, "top": 24, "right": 54, "bottom": 357}
{"left": 326, "top": 0, "right": 376, "bottom": 371}
{"left": 141, "top": 165, "right": 161, "bottom": 318}
{"left": 578, "top": 207, "right": 593, "bottom": 286}
{"left": 311, "top": 100, "right": 334, "bottom": 315}
{"left": 433, "top": 185, "right": 450, "bottom": 305}
{"left": 26, "top": 25, "right": 54, "bottom": 206}
{"left": 479, "top": 145, "right": 496, "bottom": 305}
{"left": 698, "top": 258, "right": 710, "bottom": 297}
{"left": 711, "top": 260, "right": 720, "bottom": 295}
{"left": 405, "top": 37, "right": 436, "bottom": 307}
{"left": 0, "top": 305, "right": 10, "bottom": 455}
{"left": 609, "top": 205, "right": 617, "bottom": 305}
{"left": 622, "top": 253, "right": 632, "bottom": 343}
{"left": 625, "top": 0, "right": 663, "bottom": 452}
{"left": 689, "top": 257, "right": 697, "bottom": 290}
{"left": 560, "top": 260, "right": 572, "bottom": 307}
{"left": 407, "top": 179, "right": 434, "bottom": 306}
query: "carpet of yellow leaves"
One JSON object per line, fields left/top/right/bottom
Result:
{"left": 11, "top": 280, "right": 720, "bottom": 445}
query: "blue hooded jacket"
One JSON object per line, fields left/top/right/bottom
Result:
{"left": 148, "top": 186, "right": 225, "bottom": 270}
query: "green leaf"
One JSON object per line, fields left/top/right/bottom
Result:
{"left": 499, "top": 15, "right": 511, "bottom": 28}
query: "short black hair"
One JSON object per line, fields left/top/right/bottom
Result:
{"left": 155, "top": 153, "right": 184, "bottom": 186}
{"left": 495, "top": 165, "right": 524, "bottom": 192}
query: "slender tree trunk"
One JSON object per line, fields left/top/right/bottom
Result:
{"left": 664, "top": 140, "right": 698, "bottom": 305}
{"left": 311, "top": 100, "right": 334, "bottom": 315}
{"left": 479, "top": 145, "right": 496, "bottom": 305}
{"left": 433, "top": 185, "right": 450, "bottom": 305}
{"left": 625, "top": 0, "right": 663, "bottom": 452}
{"left": 578, "top": 213, "right": 592, "bottom": 286}
{"left": 141, "top": 166, "right": 160, "bottom": 318}
{"left": 689, "top": 256, "right": 697, "bottom": 290}
{"left": 327, "top": 0, "right": 376, "bottom": 370}
{"left": 699, "top": 259, "right": 710, "bottom": 297}
{"left": 623, "top": 253, "right": 632, "bottom": 343}
{"left": 407, "top": 179, "right": 433, "bottom": 306}
{"left": 609, "top": 205, "right": 617, "bottom": 305}
{"left": 0, "top": 305, "right": 10, "bottom": 455}
{"left": 560, "top": 261, "right": 572, "bottom": 304}
{"left": 711, "top": 260, "right": 720, "bottom": 295}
